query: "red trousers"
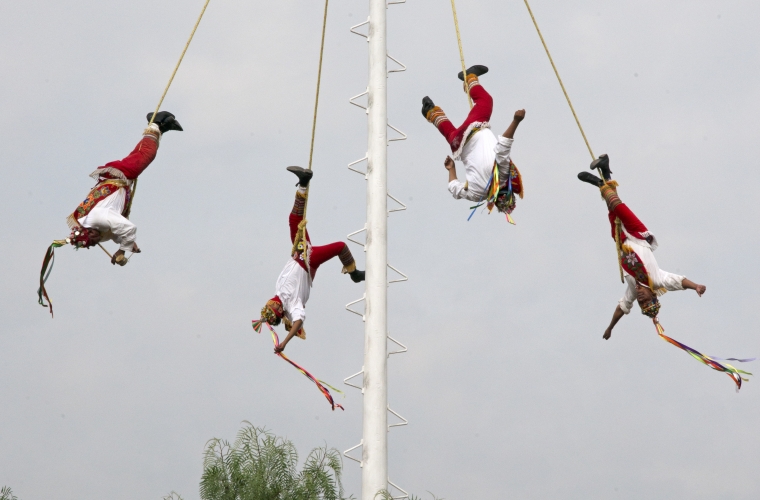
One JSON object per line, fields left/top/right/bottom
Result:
{"left": 436, "top": 84, "right": 494, "bottom": 153}
{"left": 289, "top": 213, "right": 347, "bottom": 280}
{"left": 97, "top": 137, "right": 158, "bottom": 180}
{"left": 608, "top": 203, "right": 649, "bottom": 242}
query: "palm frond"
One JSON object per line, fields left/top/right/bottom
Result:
{"left": 0, "top": 486, "right": 18, "bottom": 500}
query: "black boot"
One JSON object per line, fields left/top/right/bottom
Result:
{"left": 421, "top": 96, "right": 435, "bottom": 118}
{"left": 590, "top": 154, "right": 611, "bottom": 181}
{"left": 146, "top": 111, "right": 183, "bottom": 133}
{"left": 457, "top": 64, "right": 489, "bottom": 81}
{"left": 286, "top": 166, "right": 313, "bottom": 187}
{"left": 349, "top": 269, "right": 365, "bottom": 283}
{"left": 577, "top": 171, "right": 604, "bottom": 187}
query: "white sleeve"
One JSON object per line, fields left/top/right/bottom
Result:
{"left": 448, "top": 179, "right": 469, "bottom": 200}
{"left": 618, "top": 277, "right": 637, "bottom": 314}
{"left": 494, "top": 136, "right": 513, "bottom": 170}
{"left": 288, "top": 299, "right": 306, "bottom": 323}
{"left": 659, "top": 270, "right": 686, "bottom": 292}
{"left": 106, "top": 210, "right": 137, "bottom": 252}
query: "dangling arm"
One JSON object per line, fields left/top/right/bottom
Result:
{"left": 445, "top": 156, "right": 471, "bottom": 200}
{"left": 605, "top": 279, "right": 636, "bottom": 339}
{"left": 274, "top": 319, "right": 303, "bottom": 353}
{"left": 604, "top": 306, "right": 625, "bottom": 340}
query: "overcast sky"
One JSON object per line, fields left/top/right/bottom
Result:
{"left": 1, "top": 1, "right": 759, "bottom": 499}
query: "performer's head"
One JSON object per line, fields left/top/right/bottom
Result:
{"left": 67, "top": 227, "right": 101, "bottom": 249}
{"left": 636, "top": 285, "right": 661, "bottom": 318}
{"left": 260, "top": 298, "right": 284, "bottom": 326}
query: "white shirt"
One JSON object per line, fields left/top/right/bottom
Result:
{"left": 448, "top": 132, "right": 514, "bottom": 202}
{"left": 275, "top": 258, "right": 312, "bottom": 323}
{"left": 618, "top": 235, "right": 685, "bottom": 314}
{"left": 77, "top": 188, "right": 137, "bottom": 252}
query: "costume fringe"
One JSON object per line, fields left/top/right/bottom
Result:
{"left": 654, "top": 320, "right": 754, "bottom": 391}
{"left": 253, "top": 320, "right": 344, "bottom": 410}
{"left": 89, "top": 167, "right": 128, "bottom": 182}
{"left": 452, "top": 121, "right": 490, "bottom": 161}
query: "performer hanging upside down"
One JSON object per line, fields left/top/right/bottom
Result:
{"left": 577, "top": 155, "right": 707, "bottom": 340}
{"left": 37, "top": 112, "right": 182, "bottom": 316}
{"left": 66, "top": 111, "right": 183, "bottom": 263}
{"left": 257, "top": 167, "right": 365, "bottom": 354}
{"left": 421, "top": 65, "right": 526, "bottom": 215}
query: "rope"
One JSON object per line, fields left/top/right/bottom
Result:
{"left": 523, "top": 0, "right": 624, "bottom": 279}
{"left": 449, "top": 0, "right": 472, "bottom": 109}
{"left": 126, "top": 0, "right": 212, "bottom": 219}
{"left": 290, "top": 0, "right": 329, "bottom": 261}
{"left": 522, "top": 0, "right": 594, "bottom": 161}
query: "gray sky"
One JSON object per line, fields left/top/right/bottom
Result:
{"left": 1, "top": 0, "right": 759, "bottom": 498}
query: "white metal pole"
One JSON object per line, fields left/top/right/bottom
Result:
{"left": 362, "top": 0, "right": 388, "bottom": 497}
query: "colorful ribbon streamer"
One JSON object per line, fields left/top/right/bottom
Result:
{"left": 467, "top": 161, "right": 516, "bottom": 224}
{"left": 252, "top": 320, "right": 344, "bottom": 411}
{"left": 37, "top": 240, "right": 66, "bottom": 317}
{"left": 654, "top": 320, "right": 753, "bottom": 391}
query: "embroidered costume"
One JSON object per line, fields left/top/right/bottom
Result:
{"left": 259, "top": 184, "right": 363, "bottom": 338}
{"left": 252, "top": 168, "right": 365, "bottom": 410}
{"left": 422, "top": 66, "right": 523, "bottom": 210}
{"left": 600, "top": 183, "right": 686, "bottom": 314}
{"left": 578, "top": 156, "right": 752, "bottom": 390}
{"left": 38, "top": 111, "right": 182, "bottom": 316}
{"left": 68, "top": 124, "right": 161, "bottom": 251}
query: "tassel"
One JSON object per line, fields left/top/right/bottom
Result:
{"left": 252, "top": 320, "right": 343, "bottom": 410}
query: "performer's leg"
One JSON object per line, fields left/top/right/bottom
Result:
{"left": 289, "top": 187, "right": 311, "bottom": 244}
{"left": 425, "top": 75, "right": 494, "bottom": 153}
{"left": 309, "top": 242, "right": 364, "bottom": 282}
{"left": 99, "top": 125, "right": 161, "bottom": 180}
{"left": 600, "top": 182, "right": 649, "bottom": 237}
{"left": 424, "top": 104, "right": 459, "bottom": 148}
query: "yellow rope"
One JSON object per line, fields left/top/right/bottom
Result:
{"left": 125, "top": 0, "right": 211, "bottom": 219}
{"left": 450, "top": 0, "right": 472, "bottom": 109}
{"left": 290, "top": 0, "right": 330, "bottom": 262}
{"left": 522, "top": 0, "right": 595, "bottom": 162}
{"left": 523, "top": 0, "right": 623, "bottom": 280}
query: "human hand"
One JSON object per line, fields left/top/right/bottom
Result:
{"left": 695, "top": 284, "right": 706, "bottom": 297}
{"left": 132, "top": 243, "right": 141, "bottom": 253}
{"left": 111, "top": 249, "right": 126, "bottom": 265}
{"left": 444, "top": 156, "right": 455, "bottom": 170}
{"left": 603, "top": 328, "right": 612, "bottom": 340}
{"left": 274, "top": 343, "right": 285, "bottom": 354}
{"left": 513, "top": 109, "right": 526, "bottom": 122}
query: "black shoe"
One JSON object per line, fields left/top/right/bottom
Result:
{"left": 421, "top": 96, "right": 435, "bottom": 119}
{"left": 286, "top": 166, "right": 313, "bottom": 187}
{"left": 590, "top": 154, "right": 611, "bottom": 180}
{"left": 349, "top": 269, "right": 365, "bottom": 283}
{"left": 578, "top": 171, "right": 604, "bottom": 187}
{"left": 457, "top": 64, "right": 489, "bottom": 81}
{"left": 146, "top": 111, "right": 183, "bottom": 133}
